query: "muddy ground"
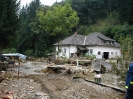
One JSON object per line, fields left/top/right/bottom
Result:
{"left": 0, "top": 61, "right": 126, "bottom": 99}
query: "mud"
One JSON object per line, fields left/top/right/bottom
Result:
{"left": 28, "top": 73, "right": 125, "bottom": 99}
{"left": 0, "top": 61, "right": 126, "bottom": 99}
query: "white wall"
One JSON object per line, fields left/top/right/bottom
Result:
{"left": 86, "top": 46, "right": 121, "bottom": 58}
{"left": 56, "top": 45, "right": 121, "bottom": 58}
{"left": 56, "top": 45, "right": 77, "bottom": 58}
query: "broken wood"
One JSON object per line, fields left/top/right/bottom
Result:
{"left": 47, "top": 66, "right": 66, "bottom": 73}
{"left": 46, "top": 63, "right": 55, "bottom": 67}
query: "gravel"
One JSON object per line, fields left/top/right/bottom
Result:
{"left": 0, "top": 61, "right": 126, "bottom": 99}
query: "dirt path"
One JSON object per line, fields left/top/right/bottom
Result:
{"left": 29, "top": 73, "right": 125, "bottom": 99}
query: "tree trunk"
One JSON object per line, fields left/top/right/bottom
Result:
{"left": 34, "top": 35, "right": 37, "bottom": 56}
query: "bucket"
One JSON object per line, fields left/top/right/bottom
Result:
{"left": 94, "top": 74, "right": 102, "bottom": 83}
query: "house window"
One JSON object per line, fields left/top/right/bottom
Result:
{"left": 90, "top": 49, "right": 93, "bottom": 54}
{"left": 111, "top": 52, "right": 114, "bottom": 55}
{"left": 64, "top": 48, "right": 66, "bottom": 53}
{"left": 70, "top": 53, "right": 74, "bottom": 57}
{"left": 87, "top": 49, "right": 93, "bottom": 54}
{"left": 88, "top": 49, "right": 89, "bottom": 53}
{"left": 115, "top": 52, "right": 117, "bottom": 55}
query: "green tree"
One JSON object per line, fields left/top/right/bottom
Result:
{"left": 118, "top": 0, "right": 133, "bottom": 25}
{"left": 119, "top": 37, "right": 133, "bottom": 61}
{"left": 18, "top": 5, "right": 34, "bottom": 54}
{"left": 18, "top": 0, "right": 41, "bottom": 56}
{"left": 18, "top": 1, "right": 53, "bottom": 57}
{"left": 36, "top": 3, "right": 79, "bottom": 56}
{"left": 77, "top": 25, "right": 88, "bottom": 35}
{"left": 37, "top": 3, "right": 79, "bottom": 36}
{"left": 69, "top": 0, "right": 87, "bottom": 25}
{"left": 69, "top": 0, "right": 109, "bottom": 25}
{"left": 29, "top": 5, "right": 50, "bottom": 56}
{"left": 0, "top": 0, "right": 20, "bottom": 52}
{"left": 102, "top": 24, "right": 133, "bottom": 42}
{"left": 111, "top": 36, "right": 133, "bottom": 85}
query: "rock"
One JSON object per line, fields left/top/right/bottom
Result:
{"left": 3, "top": 83, "right": 8, "bottom": 86}
{"left": 29, "top": 79, "right": 34, "bottom": 82}
{"left": 35, "top": 91, "right": 47, "bottom": 96}
{"left": 35, "top": 91, "right": 50, "bottom": 99}
{"left": 36, "top": 96, "right": 50, "bottom": 99}
{"left": 0, "top": 76, "right": 4, "bottom": 83}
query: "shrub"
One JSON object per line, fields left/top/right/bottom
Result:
{"left": 2, "top": 48, "right": 17, "bottom": 53}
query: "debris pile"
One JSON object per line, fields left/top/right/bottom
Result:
{"left": 0, "top": 61, "right": 126, "bottom": 99}
{"left": 0, "top": 90, "right": 13, "bottom": 99}
{"left": 0, "top": 74, "right": 50, "bottom": 99}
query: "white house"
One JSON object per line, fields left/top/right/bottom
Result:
{"left": 54, "top": 32, "right": 121, "bottom": 59}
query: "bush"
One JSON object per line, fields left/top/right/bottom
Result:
{"left": 2, "top": 48, "right": 17, "bottom": 53}
{"left": 24, "top": 49, "right": 33, "bottom": 57}
{"left": 85, "top": 53, "right": 96, "bottom": 60}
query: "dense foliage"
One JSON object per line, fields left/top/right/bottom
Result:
{"left": 0, "top": 0, "right": 133, "bottom": 57}
{"left": 0, "top": 0, "right": 20, "bottom": 52}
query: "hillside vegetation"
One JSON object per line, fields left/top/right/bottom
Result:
{"left": 0, "top": 0, "right": 133, "bottom": 57}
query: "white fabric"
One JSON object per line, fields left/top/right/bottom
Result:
{"left": 96, "top": 55, "right": 102, "bottom": 59}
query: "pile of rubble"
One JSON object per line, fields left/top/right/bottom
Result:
{"left": 0, "top": 61, "right": 126, "bottom": 99}
{"left": 0, "top": 71, "right": 49, "bottom": 99}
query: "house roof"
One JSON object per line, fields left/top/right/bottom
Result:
{"left": 85, "top": 32, "right": 114, "bottom": 45}
{"left": 54, "top": 33, "right": 85, "bottom": 45}
{"left": 54, "top": 32, "right": 120, "bottom": 47}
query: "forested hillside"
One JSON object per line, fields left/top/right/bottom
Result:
{"left": 0, "top": 0, "right": 133, "bottom": 57}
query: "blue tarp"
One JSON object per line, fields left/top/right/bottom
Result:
{"left": 2, "top": 53, "right": 27, "bottom": 60}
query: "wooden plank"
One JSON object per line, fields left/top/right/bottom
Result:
{"left": 73, "top": 76, "right": 126, "bottom": 93}
{"left": 84, "top": 79, "right": 126, "bottom": 93}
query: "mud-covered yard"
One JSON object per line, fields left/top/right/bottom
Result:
{"left": 0, "top": 61, "right": 126, "bottom": 99}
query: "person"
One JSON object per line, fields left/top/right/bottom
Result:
{"left": 125, "top": 62, "right": 133, "bottom": 99}
{"left": 96, "top": 51, "right": 102, "bottom": 59}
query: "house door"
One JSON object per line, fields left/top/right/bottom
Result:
{"left": 103, "top": 52, "right": 109, "bottom": 59}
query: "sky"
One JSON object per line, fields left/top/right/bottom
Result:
{"left": 21, "top": 0, "right": 63, "bottom": 7}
